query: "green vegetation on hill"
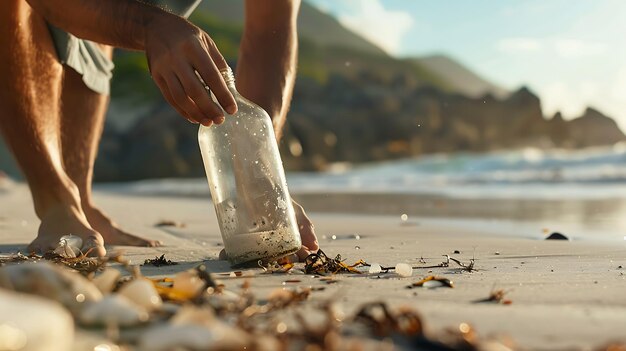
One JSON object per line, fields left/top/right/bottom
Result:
{"left": 110, "top": 6, "right": 452, "bottom": 108}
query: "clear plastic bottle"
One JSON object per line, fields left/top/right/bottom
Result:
{"left": 198, "top": 67, "right": 301, "bottom": 265}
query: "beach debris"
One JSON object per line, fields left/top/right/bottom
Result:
{"left": 0, "top": 289, "right": 74, "bottom": 351}
{"left": 93, "top": 268, "right": 121, "bottom": 294}
{"left": 410, "top": 276, "right": 454, "bottom": 289}
{"left": 303, "top": 249, "right": 367, "bottom": 275}
{"left": 0, "top": 250, "right": 109, "bottom": 275}
{"left": 0, "top": 257, "right": 527, "bottom": 351}
{"left": 53, "top": 234, "right": 83, "bottom": 258}
{"left": 395, "top": 263, "right": 414, "bottom": 277}
{"left": 173, "top": 270, "right": 206, "bottom": 296}
{"left": 259, "top": 260, "right": 295, "bottom": 273}
{"left": 473, "top": 288, "right": 512, "bottom": 305}
{"left": 447, "top": 255, "right": 477, "bottom": 272}
{"left": 453, "top": 250, "right": 461, "bottom": 254}
{"left": 0, "top": 262, "right": 102, "bottom": 312}
{"left": 545, "top": 232, "right": 569, "bottom": 240}
{"left": 155, "top": 220, "right": 186, "bottom": 228}
{"left": 80, "top": 295, "right": 150, "bottom": 327}
{"left": 143, "top": 254, "right": 178, "bottom": 267}
{"left": 118, "top": 278, "right": 163, "bottom": 311}
{"left": 368, "top": 263, "right": 383, "bottom": 274}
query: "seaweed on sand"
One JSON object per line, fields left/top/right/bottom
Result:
{"left": 142, "top": 254, "right": 178, "bottom": 267}
{"left": 303, "top": 249, "right": 368, "bottom": 275}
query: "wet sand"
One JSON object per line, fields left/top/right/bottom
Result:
{"left": 1, "top": 184, "right": 626, "bottom": 350}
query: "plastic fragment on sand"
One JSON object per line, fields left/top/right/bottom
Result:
{"left": 395, "top": 263, "right": 413, "bottom": 277}
{"left": 368, "top": 263, "right": 382, "bottom": 274}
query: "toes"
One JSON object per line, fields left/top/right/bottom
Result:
{"left": 82, "top": 235, "right": 106, "bottom": 257}
{"left": 218, "top": 249, "right": 228, "bottom": 260}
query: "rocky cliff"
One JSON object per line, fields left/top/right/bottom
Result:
{"left": 90, "top": 73, "right": 626, "bottom": 181}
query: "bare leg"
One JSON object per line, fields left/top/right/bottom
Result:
{"left": 59, "top": 52, "right": 160, "bottom": 247}
{"left": 0, "top": 1, "right": 105, "bottom": 255}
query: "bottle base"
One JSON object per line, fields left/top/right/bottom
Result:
{"left": 223, "top": 228, "right": 301, "bottom": 266}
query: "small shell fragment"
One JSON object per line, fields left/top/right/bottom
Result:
{"left": 93, "top": 269, "right": 121, "bottom": 294}
{"left": 80, "top": 295, "right": 149, "bottom": 327}
{"left": 412, "top": 276, "right": 454, "bottom": 289}
{"left": 395, "top": 263, "right": 413, "bottom": 277}
{"left": 172, "top": 270, "right": 206, "bottom": 298}
{"left": 53, "top": 235, "right": 83, "bottom": 258}
{"left": 0, "top": 262, "right": 102, "bottom": 312}
{"left": 118, "top": 278, "right": 163, "bottom": 311}
{"left": 368, "top": 263, "right": 382, "bottom": 274}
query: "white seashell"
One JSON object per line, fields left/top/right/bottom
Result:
{"left": 395, "top": 263, "right": 413, "bottom": 277}
{"left": 138, "top": 325, "right": 217, "bottom": 351}
{"left": 422, "top": 280, "right": 445, "bottom": 289}
{"left": 368, "top": 263, "right": 382, "bottom": 274}
{"left": 93, "top": 269, "right": 121, "bottom": 294}
{"left": 118, "top": 278, "right": 162, "bottom": 311}
{"left": 170, "top": 305, "right": 215, "bottom": 327}
{"left": 80, "top": 295, "right": 149, "bottom": 327}
{"left": 173, "top": 270, "right": 205, "bottom": 296}
{"left": 138, "top": 320, "right": 249, "bottom": 351}
{"left": 53, "top": 234, "right": 83, "bottom": 258}
{"left": 0, "top": 289, "right": 74, "bottom": 351}
{"left": 0, "top": 262, "right": 102, "bottom": 313}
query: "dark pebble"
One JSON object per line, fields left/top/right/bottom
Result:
{"left": 545, "top": 232, "right": 569, "bottom": 240}
{"left": 453, "top": 250, "right": 461, "bottom": 254}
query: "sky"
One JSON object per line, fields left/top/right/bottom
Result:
{"left": 307, "top": 0, "right": 626, "bottom": 130}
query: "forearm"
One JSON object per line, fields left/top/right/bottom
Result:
{"left": 26, "top": 0, "right": 173, "bottom": 50}
{"left": 236, "top": 0, "right": 300, "bottom": 140}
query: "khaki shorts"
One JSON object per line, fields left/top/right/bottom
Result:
{"left": 47, "top": 0, "right": 202, "bottom": 95}
{"left": 47, "top": 24, "right": 113, "bottom": 95}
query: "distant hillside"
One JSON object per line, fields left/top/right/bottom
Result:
{"left": 414, "top": 55, "right": 508, "bottom": 98}
{"left": 197, "top": 0, "right": 387, "bottom": 56}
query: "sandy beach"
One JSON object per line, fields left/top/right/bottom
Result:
{"left": 2, "top": 182, "right": 626, "bottom": 350}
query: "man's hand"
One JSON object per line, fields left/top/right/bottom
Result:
{"left": 144, "top": 13, "right": 237, "bottom": 126}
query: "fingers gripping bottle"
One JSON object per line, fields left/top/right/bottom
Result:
{"left": 198, "top": 67, "right": 301, "bottom": 265}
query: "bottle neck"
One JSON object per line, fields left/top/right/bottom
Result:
{"left": 220, "top": 67, "right": 236, "bottom": 90}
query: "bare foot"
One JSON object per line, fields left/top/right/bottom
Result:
{"left": 83, "top": 205, "right": 162, "bottom": 247}
{"left": 29, "top": 204, "right": 106, "bottom": 256}
{"left": 218, "top": 201, "right": 319, "bottom": 262}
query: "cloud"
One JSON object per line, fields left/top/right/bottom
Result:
{"left": 310, "top": 0, "right": 413, "bottom": 55}
{"left": 611, "top": 66, "right": 626, "bottom": 101}
{"left": 497, "top": 37, "right": 607, "bottom": 58}
{"left": 497, "top": 37, "right": 542, "bottom": 53}
{"left": 554, "top": 39, "right": 607, "bottom": 58}
{"left": 540, "top": 82, "right": 587, "bottom": 117}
